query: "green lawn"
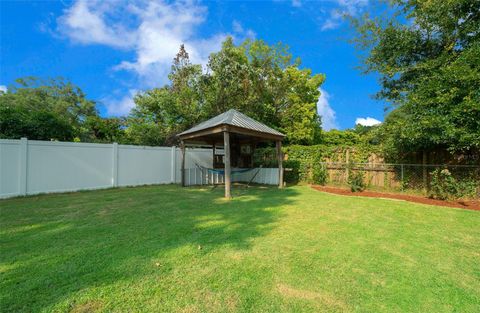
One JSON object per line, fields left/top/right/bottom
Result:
{"left": 1, "top": 185, "right": 479, "bottom": 312}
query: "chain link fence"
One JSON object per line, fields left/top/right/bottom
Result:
{"left": 318, "top": 162, "right": 480, "bottom": 199}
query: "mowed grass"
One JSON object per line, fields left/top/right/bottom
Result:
{"left": 1, "top": 185, "right": 479, "bottom": 313}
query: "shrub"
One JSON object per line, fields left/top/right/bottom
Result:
{"left": 283, "top": 160, "right": 300, "bottom": 184}
{"left": 429, "top": 168, "right": 478, "bottom": 200}
{"left": 312, "top": 163, "right": 327, "bottom": 185}
{"left": 348, "top": 170, "right": 366, "bottom": 192}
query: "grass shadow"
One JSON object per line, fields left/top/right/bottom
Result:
{"left": 0, "top": 184, "right": 299, "bottom": 312}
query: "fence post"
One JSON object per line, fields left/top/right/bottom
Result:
{"left": 400, "top": 164, "right": 404, "bottom": 191}
{"left": 19, "top": 137, "right": 28, "bottom": 196}
{"left": 112, "top": 142, "right": 118, "bottom": 187}
{"left": 345, "top": 149, "right": 350, "bottom": 183}
{"left": 422, "top": 150, "right": 428, "bottom": 192}
{"left": 171, "top": 146, "right": 176, "bottom": 183}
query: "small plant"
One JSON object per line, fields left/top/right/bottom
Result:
{"left": 283, "top": 160, "right": 300, "bottom": 184}
{"left": 430, "top": 168, "right": 477, "bottom": 200}
{"left": 312, "top": 163, "right": 327, "bottom": 185}
{"left": 348, "top": 170, "right": 366, "bottom": 192}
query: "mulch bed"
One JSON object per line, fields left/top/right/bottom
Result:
{"left": 311, "top": 185, "right": 480, "bottom": 211}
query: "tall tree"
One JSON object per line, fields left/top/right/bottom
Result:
{"left": 0, "top": 77, "right": 103, "bottom": 141}
{"left": 204, "top": 38, "right": 325, "bottom": 144}
{"left": 126, "top": 39, "right": 326, "bottom": 145}
{"left": 126, "top": 45, "right": 204, "bottom": 145}
{"left": 353, "top": 0, "right": 480, "bottom": 157}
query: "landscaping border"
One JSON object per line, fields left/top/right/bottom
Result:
{"left": 311, "top": 185, "right": 480, "bottom": 211}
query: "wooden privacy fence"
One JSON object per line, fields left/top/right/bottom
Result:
{"left": 323, "top": 162, "right": 400, "bottom": 188}
{"left": 320, "top": 162, "right": 480, "bottom": 193}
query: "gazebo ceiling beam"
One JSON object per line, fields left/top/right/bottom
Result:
{"left": 179, "top": 124, "right": 283, "bottom": 142}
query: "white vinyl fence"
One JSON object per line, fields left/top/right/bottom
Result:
{"left": 0, "top": 139, "right": 278, "bottom": 199}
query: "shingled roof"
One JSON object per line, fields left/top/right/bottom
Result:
{"left": 178, "top": 109, "right": 285, "bottom": 138}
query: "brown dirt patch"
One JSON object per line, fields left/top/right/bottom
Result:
{"left": 69, "top": 301, "right": 103, "bottom": 313}
{"left": 277, "top": 284, "right": 347, "bottom": 310}
{"left": 312, "top": 185, "right": 480, "bottom": 211}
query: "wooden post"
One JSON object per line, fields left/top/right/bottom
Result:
{"left": 345, "top": 149, "right": 350, "bottom": 183}
{"left": 224, "top": 131, "right": 232, "bottom": 198}
{"left": 181, "top": 141, "right": 186, "bottom": 187}
{"left": 276, "top": 140, "right": 283, "bottom": 188}
{"left": 170, "top": 146, "right": 176, "bottom": 183}
{"left": 400, "top": 164, "right": 404, "bottom": 190}
{"left": 422, "top": 150, "right": 427, "bottom": 192}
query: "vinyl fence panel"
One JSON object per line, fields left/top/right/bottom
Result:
{"left": 26, "top": 141, "right": 113, "bottom": 195}
{"left": 0, "top": 139, "right": 280, "bottom": 199}
{"left": 117, "top": 145, "right": 173, "bottom": 187}
{"left": 0, "top": 139, "right": 21, "bottom": 198}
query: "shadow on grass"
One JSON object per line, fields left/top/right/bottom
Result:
{"left": 0, "top": 184, "right": 299, "bottom": 312}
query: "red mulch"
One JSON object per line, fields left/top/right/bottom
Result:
{"left": 311, "top": 185, "right": 480, "bottom": 211}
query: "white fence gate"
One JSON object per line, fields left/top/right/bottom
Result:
{"left": 0, "top": 139, "right": 278, "bottom": 199}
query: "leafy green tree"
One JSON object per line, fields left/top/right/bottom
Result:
{"left": 126, "top": 39, "right": 326, "bottom": 145}
{"left": 203, "top": 38, "right": 325, "bottom": 144}
{"left": 125, "top": 88, "right": 175, "bottom": 146}
{"left": 0, "top": 77, "right": 101, "bottom": 141}
{"left": 83, "top": 116, "right": 125, "bottom": 143}
{"left": 125, "top": 45, "right": 204, "bottom": 146}
{"left": 320, "top": 129, "right": 360, "bottom": 146}
{"left": 352, "top": 0, "right": 480, "bottom": 157}
{"left": 0, "top": 105, "right": 74, "bottom": 141}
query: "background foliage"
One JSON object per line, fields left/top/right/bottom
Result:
{"left": 1, "top": 2, "right": 479, "bottom": 174}
{"left": 352, "top": 0, "right": 480, "bottom": 158}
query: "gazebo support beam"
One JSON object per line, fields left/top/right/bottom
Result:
{"left": 180, "top": 141, "right": 186, "bottom": 187}
{"left": 276, "top": 140, "right": 283, "bottom": 188}
{"left": 224, "top": 131, "right": 232, "bottom": 198}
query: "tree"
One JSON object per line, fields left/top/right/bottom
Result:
{"left": 352, "top": 0, "right": 480, "bottom": 157}
{"left": 125, "top": 45, "right": 204, "bottom": 146}
{"left": 126, "top": 39, "right": 326, "bottom": 146}
{"left": 0, "top": 105, "right": 74, "bottom": 141}
{"left": 203, "top": 38, "right": 325, "bottom": 144}
{"left": 0, "top": 77, "right": 101, "bottom": 141}
{"left": 125, "top": 87, "right": 175, "bottom": 146}
{"left": 83, "top": 116, "right": 125, "bottom": 143}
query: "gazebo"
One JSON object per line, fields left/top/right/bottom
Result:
{"left": 178, "top": 109, "right": 285, "bottom": 198}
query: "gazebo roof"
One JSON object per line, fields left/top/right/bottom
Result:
{"left": 178, "top": 109, "right": 285, "bottom": 141}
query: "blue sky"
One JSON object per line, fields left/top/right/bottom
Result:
{"left": 0, "top": 0, "right": 385, "bottom": 130}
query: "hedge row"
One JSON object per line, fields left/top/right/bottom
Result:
{"left": 253, "top": 144, "right": 381, "bottom": 183}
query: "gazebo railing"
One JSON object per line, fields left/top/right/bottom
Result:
{"left": 183, "top": 167, "right": 279, "bottom": 186}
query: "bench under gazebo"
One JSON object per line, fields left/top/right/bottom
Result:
{"left": 178, "top": 109, "right": 285, "bottom": 198}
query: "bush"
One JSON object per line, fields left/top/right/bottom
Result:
{"left": 283, "top": 160, "right": 300, "bottom": 184}
{"left": 429, "top": 168, "right": 478, "bottom": 200}
{"left": 312, "top": 163, "right": 327, "bottom": 185}
{"left": 348, "top": 170, "right": 366, "bottom": 192}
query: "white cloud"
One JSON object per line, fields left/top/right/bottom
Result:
{"left": 57, "top": 0, "right": 246, "bottom": 116}
{"left": 321, "top": 0, "right": 369, "bottom": 31}
{"left": 317, "top": 88, "right": 338, "bottom": 130}
{"left": 57, "top": 0, "right": 136, "bottom": 48}
{"left": 231, "top": 20, "right": 256, "bottom": 40}
{"left": 291, "top": 0, "right": 302, "bottom": 8}
{"left": 57, "top": 0, "right": 258, "bottom": 116}
{"left": 58, "top": 0, "right": 224, "bottom": 87}
{"left": 232, "top": 20, "right": 244, "bottom": 33}
{"left": 102, "top": 89, "right": 138, "bottom": 116}
{"left": 355, "top": 117, "right": 381, "bottom": 126}
{"left": 0, "top": 85, "right": 7, "bottom": 93}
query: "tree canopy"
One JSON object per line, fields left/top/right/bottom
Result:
{"left": 353, "top": 0, "right": 480, "bottom": 156}
{"left": 126, "top": 38, "right": 325, "bottom": 145}
{"left": 0, "top": 77, "right": 124, "bottom": 142}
